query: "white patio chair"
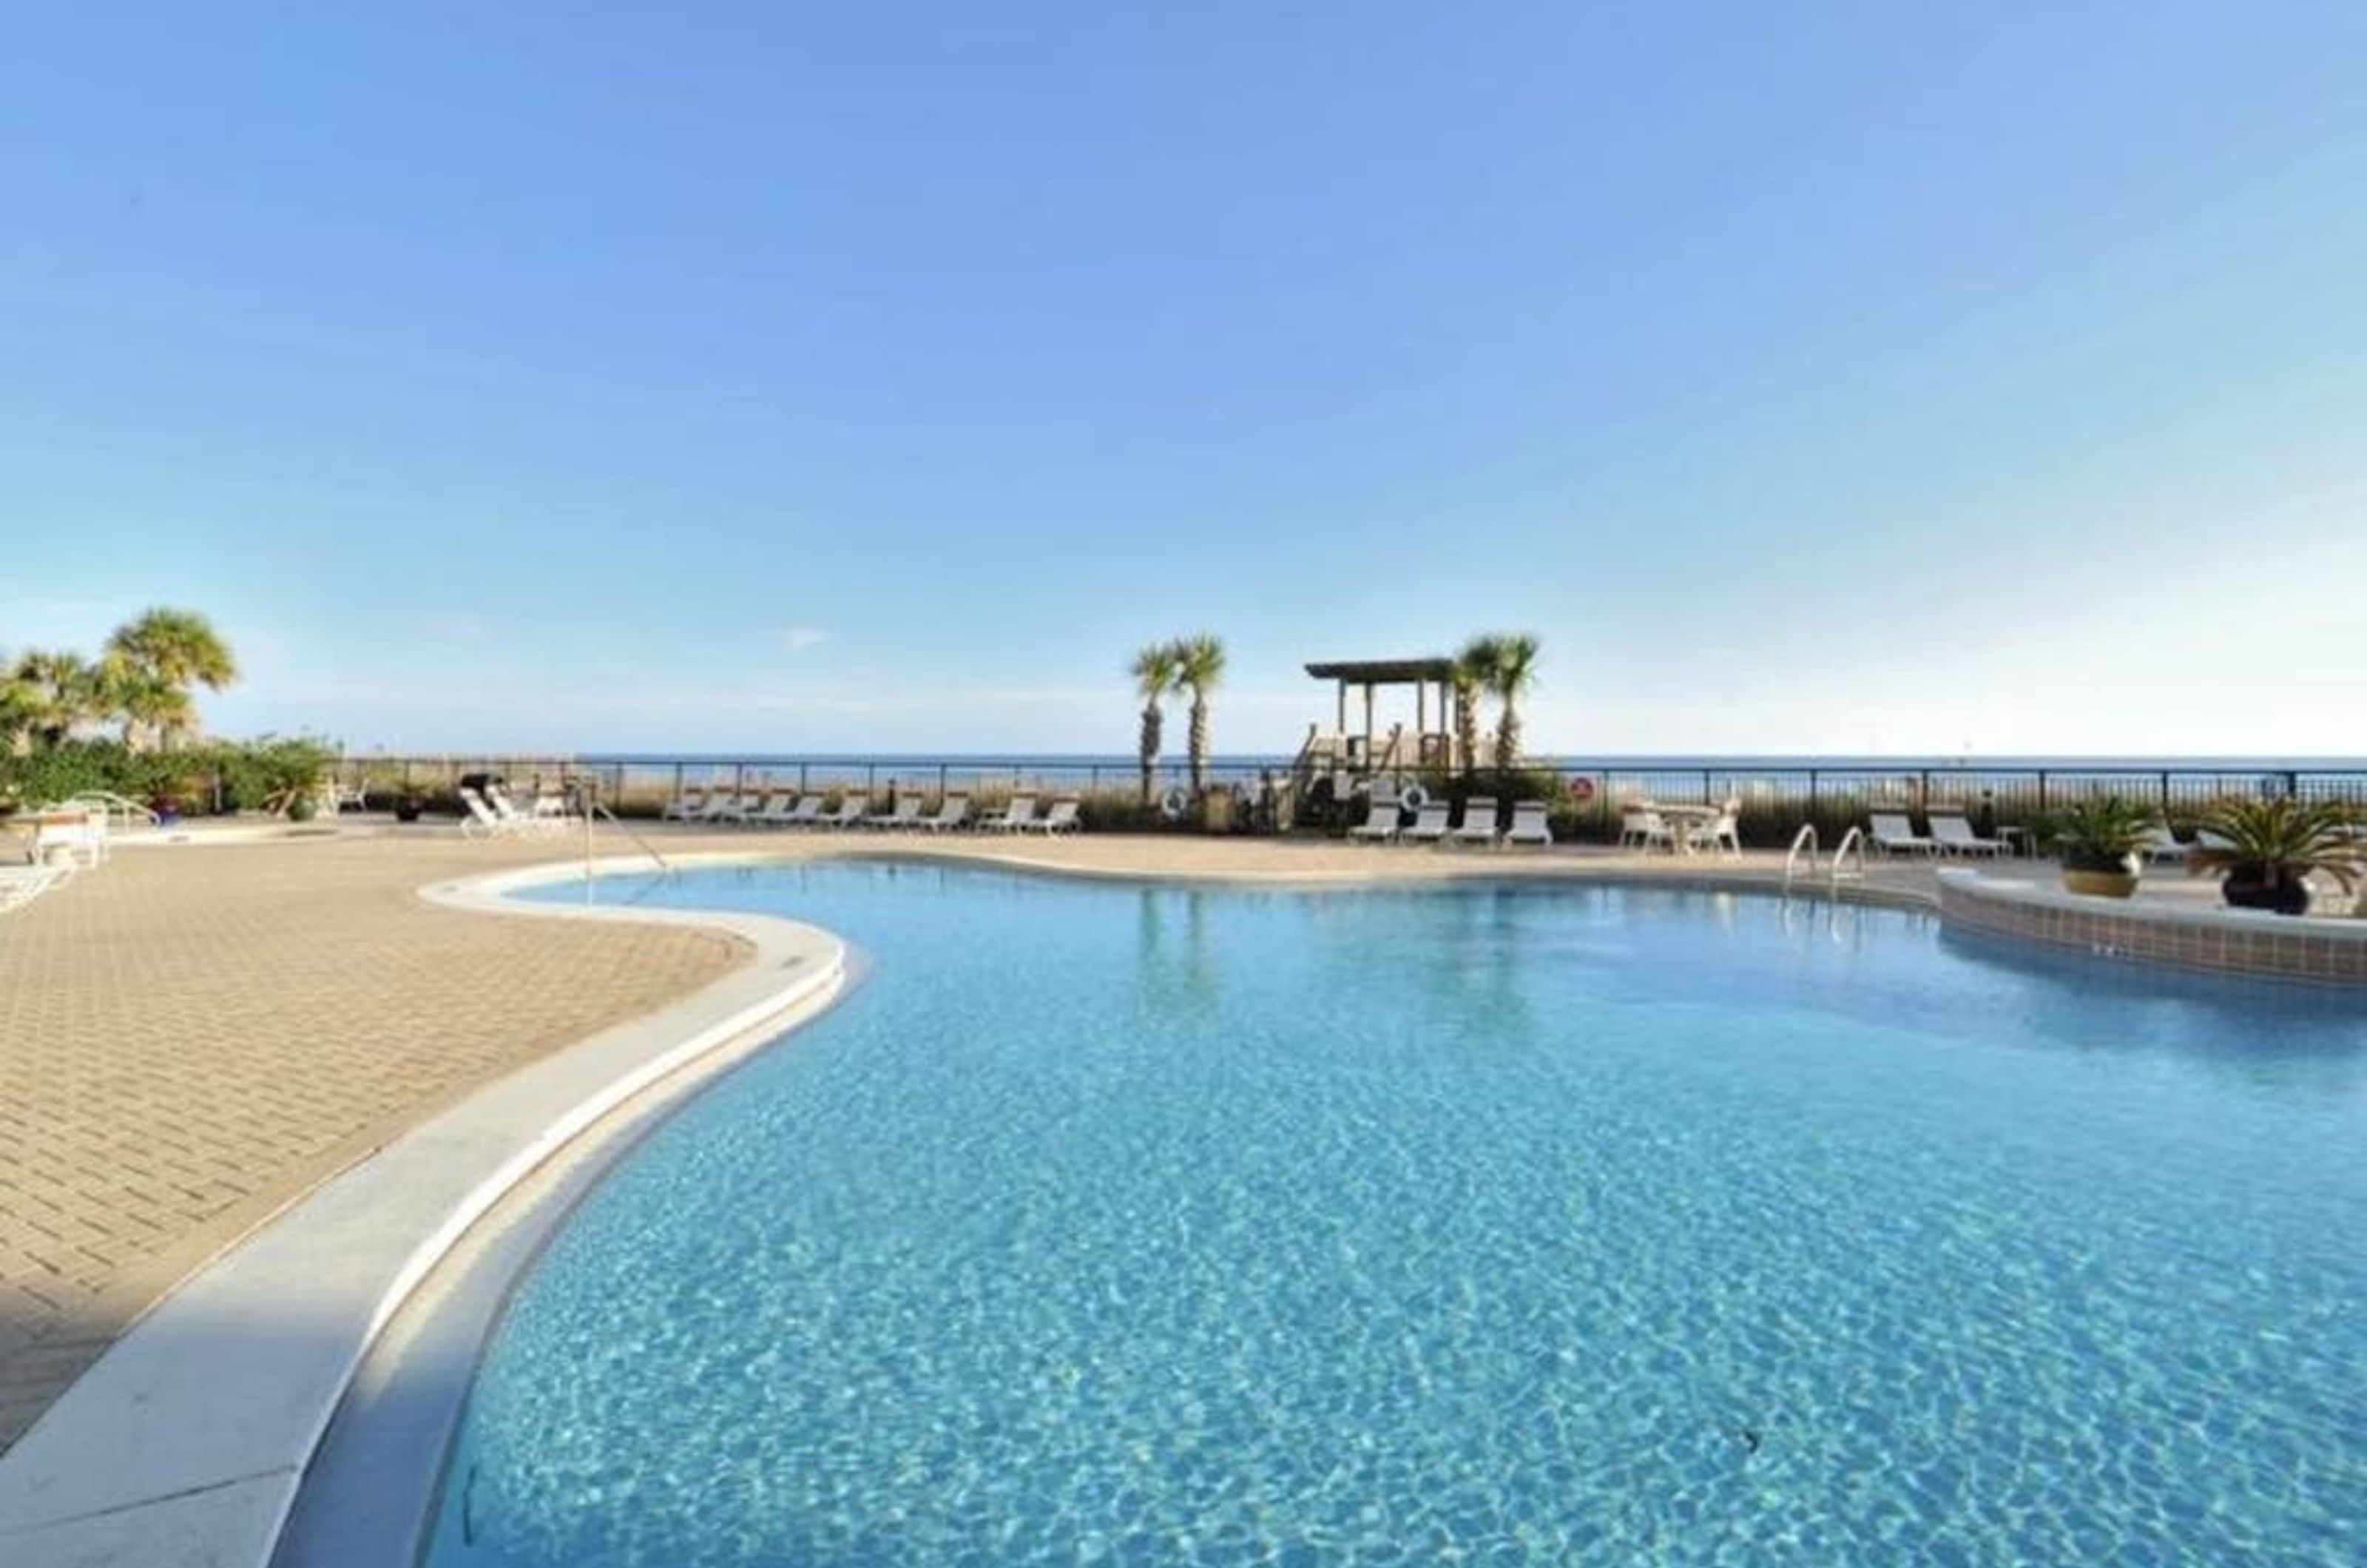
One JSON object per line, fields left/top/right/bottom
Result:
{"left": 1502, "top": 800, "right": 1554, "bottom": 848}
{"left": 814, "top": 794, "right": 868, "bottom": 831}
{"left": 1024, "top": 797, "right": 1082, "bottom": 834}
{"left": 1397, "top": 802, "right": 1451, "bottom": 845}
{"left": 919, "top": 794, "right": 972, "bottom": 832}
{"left": 1868, "top": 812, "right": 1937, "bottom": 856}
{"left": 1688, "top": 805, "right": 1742, "bottom": 859}
{"left": 457, "top": 787, "right": 513, "bottom": 839}
{"left": 1619, "top": 805, "right": 1673, "bottom": 852}
{"left": 660, "top": 787, "right": 709, "bottom": 822}
{"left": 864, "top": 797, "right": 925, "bottom": 831}
{"left": 1345, "top": 796, "right": 1402, "bottom": 843}
{"left": 757, "top": 793, "right": 823, "bottom": 829}
{"left": 1927, "top": 814, "right": 2008, "bottom": 856}
{"left": 981, "top": 795, "right": 1039, "bottom": 833}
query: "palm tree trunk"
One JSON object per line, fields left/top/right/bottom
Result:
{"left": 1496, "top": 707, "right": 1522, "bottom": 774}
{"left": 1138, "top": 705, "right": 1163, "bottom": 804}
{"left": 1189, "top": 697, "right": 1209, "bottom": 795}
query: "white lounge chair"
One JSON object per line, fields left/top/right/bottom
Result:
{"left": 1868, "top": 812, "right": 1937, "bottom": 856}
{"left": 1024, "top": 797, "right": 1082, "bottom": 834}
{"left": 696, "top": 789, "right": 754, "bottom": 825}
{"left": 2138, "top": 825, "right": 2189, "bottom": 865}
{"left": 457, "top": 786, "right": 513, "bottom": 839}
{"left": 1345, "top": 797, "right": 1402, "bottom": 843}
{"left": 1447, "top": 797, "right": 1501, "bottom": 848}
{"left": 981, "top": 794, "right": 1039, "bottom": 833}
{"left": 814, "top": 794, "right": 869, "bottom": 831}
{"left": 757, "top": 793, "right": 824, "bottom": 829}
{"left": 864, "top": 797, "right": 926, "bottom": 831}
{"left": 487, "top": 785, "right": 563, "bottom": 835}
{"left": 1399, "top": 802, "right": 1452, "bottom": 844}
{"left": 1503, "top": 800, "right": 1554, "bottom": 848}
{"left": 661, "top": 787, "right": 709, "bottom": 822}
{"left": 919, "top": 794, "right": 971, "bottom": 832}
{"left": 1928, "top": 813, "right": 2008, "bottom": 856}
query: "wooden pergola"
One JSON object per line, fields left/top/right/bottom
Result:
{"left": 1303, "top": 656, "right": 1466, "bottom": 772}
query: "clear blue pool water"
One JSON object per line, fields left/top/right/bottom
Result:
{"left": 425, "top": 864, "right": 2367, "bottom": 1566}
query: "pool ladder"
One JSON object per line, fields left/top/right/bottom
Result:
{"left": 1784, "top": 824, "right": 1866, "bottom": 889}
{"left": 573, "top": 783, "right": 673, "bottom": 878}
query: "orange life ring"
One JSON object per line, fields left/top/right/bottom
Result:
{"left": 1569, "top": 776, "right": 1598, "bottom": 802}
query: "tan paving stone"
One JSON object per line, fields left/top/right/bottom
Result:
{"left": 0, "top": 827, "right": 749, "bottom": 1453}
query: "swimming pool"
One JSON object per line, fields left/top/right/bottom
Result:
{"left": 425, "top": 862, "right": 2366, "bottom": 1565}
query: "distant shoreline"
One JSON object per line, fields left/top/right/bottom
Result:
{"left": 552, "top": 752, "right": 2367, "bottom": 771}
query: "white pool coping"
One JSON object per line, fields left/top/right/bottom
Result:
{"left": 0, "top": 854, "right": 847, "bottom": 1568}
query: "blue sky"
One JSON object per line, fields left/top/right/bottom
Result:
{"left": 4, "top": 2, "right": 2363, "bottom": 757}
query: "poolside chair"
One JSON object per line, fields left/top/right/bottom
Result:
{"left": 1927, "top": 813, "right": 2008, "bottom": 857}
{"left": 457, "top": 787, "right": 513, "bottom": 839}
{"left": 1618, "top": 805, "right": 1673, "bottom": 852}
{"left": 1686, "top": 804, "right": 1743, "bottom": 859}
{"left": 1345, "top": 795, "right": 1402, "bottom": 844}
{"left": 1399, "top": 802, "right": 1452, "bottom": 845}
{"left": 864, "top": 796, "right": 926, "bottom": 831}
{"left": 696, "top": 789, "right": 754, "bottom": 825}
{"left": 1024, "top": 798, "right": 1082, "bottom": 834}
{"left": 1502, "top": 800, "right": 1555, "bottom": 848}
{"left": 660, "top": 786, "right": 709, "bottom": 822}
{"left": 2138, "top": 825, "right": 2190, "bottom": 865}
{"left": 487, "top": 784, "right": 563, "bottom": 835}
{"left": 919, "top": 794, "right": 971, "bottom": 832}
{"left": 815, "top": 794, "right": 869, "bottom": 831}
{"left": 759, "top": 793, "right": 824, "bottom": 829}
{"left": 1447, "top": 797, "right": 1502, "bottom": 848}
{"left": 1868, "top": 812, "right": 1937, "bottom": 856}
{"left": 981, "top": 794, "right": 1039, "bottom": 833}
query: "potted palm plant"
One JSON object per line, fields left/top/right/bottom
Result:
{"left": 2187, "top": 798, "right": 2362, "bottom": 916}
{"left": 2050, "top": 796, "right": 2158, "bottom": 899}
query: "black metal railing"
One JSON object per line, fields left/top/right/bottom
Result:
{"left": 331, "top": 753, "right": 2367, "bottom": 824}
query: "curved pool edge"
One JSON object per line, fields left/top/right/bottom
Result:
{"left": 0, "top": 856, "right": 849, "bottom": 1568}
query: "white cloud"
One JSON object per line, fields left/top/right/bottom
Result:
{"left": 783, "top": 625, "right": 830, "bottom": 654}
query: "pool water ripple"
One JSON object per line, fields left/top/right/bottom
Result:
{"left": 426, "top": 865, "right": 2367, "bottom": 1566}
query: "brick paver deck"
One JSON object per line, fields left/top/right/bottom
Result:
{"left": 0, "top": 822, "right": 1942, "bottom": 1456}
{"left": 0, "top": 831, "right": 747, "bottom": 1451}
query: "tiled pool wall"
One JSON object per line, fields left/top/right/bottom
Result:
{"left": 1937, "top": 871, "right": 2367, "bottom": 984}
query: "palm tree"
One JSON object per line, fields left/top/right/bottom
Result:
{"left": 1452, "top": 636, "right": 1501, "bottom": 776}
{"left": 1130, "top": 642, "right": 1181, "bottom": 805}
{"left": 100, "top": 652, "right": 195, "bottom": 751}
{"left": 104, "top": 607, "right": 236, "bottom": 749}
{"left": 9, "top": 650, "right": 103, "bottom": 748}
{"left": 1485, "top": 632, "right": 1542, "bottom": 771}
{"left": 1171, "top": 633, "right": 1226, "bottom": 797}
{"left": 0, "top": 659, "right": 41, "bottom": 754}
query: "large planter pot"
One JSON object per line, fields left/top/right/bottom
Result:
{"left": 2061, "top": 851, "right": 2140, "bottom": 899}
{"left": 393, "top": 799, "right": 425, "bottom": 824}
{"left": 2221, "top": 865, "right": 2311, "bottom": 916}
